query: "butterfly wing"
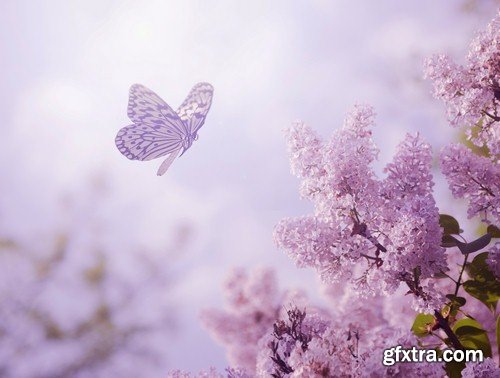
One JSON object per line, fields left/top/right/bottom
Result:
{"left": 115, "top": 123, "right": 183, "bottom": 161}
{"left": 176, "top": 82, "right": 214, "bottom": 136}
{"left": 115, "top": 84, "right": 188, "bottom": 161}
{"left": 156, "top": 148, "right": 181, "bottom": 176}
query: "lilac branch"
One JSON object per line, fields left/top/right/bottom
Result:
{"left": 433, "top": 310, "right": 464, "bottom": 351}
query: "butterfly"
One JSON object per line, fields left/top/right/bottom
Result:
{"left": 115, "top": 82, "right": 214, "bottom": 175}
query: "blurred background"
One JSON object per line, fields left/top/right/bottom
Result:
{"left": 0, "top": 0, "right": 497, "bottom": 376}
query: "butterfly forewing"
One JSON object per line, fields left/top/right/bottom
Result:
{"left": 128, "top": 84, "right": 189, "bottom": 136}
{"left": 115, "top": 84, "right": 188, "bottom": 161}
{"left": 176, "top": 82, "right": 214, "bottom": 135}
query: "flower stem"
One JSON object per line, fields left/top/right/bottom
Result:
{"left": 454, "top": 253, "right": 470, "bottom": 297}
{"left": 433, "top": 310, "right": 464, "bottom": 350}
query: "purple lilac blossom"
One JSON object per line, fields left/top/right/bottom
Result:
{"left": 424, "top": 12, "right": 499, "bottom": 155}
{"left": 440, "top": 143, "right": 499, "bottom": 224}
{"left": 274, "top": 105, "right": 447, "bottom": 313}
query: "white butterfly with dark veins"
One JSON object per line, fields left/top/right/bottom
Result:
{"left": 115, "top": 82, "right": 214, "bottom": 175}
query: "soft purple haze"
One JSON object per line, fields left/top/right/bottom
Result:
{"left": 0, "top": 0, "right": 497, "bottom": 374}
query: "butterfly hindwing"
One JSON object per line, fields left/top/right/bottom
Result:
{"left": 156, "top": 149, "right": 181, "bottom": 176}
{"left": 176, "top": 82, "right": 214, "bottom": 135}
{"left": 115, "top": 123, "right": 183, "bottom": 161}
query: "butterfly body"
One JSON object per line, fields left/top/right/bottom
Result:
{"left": 115, "top": 82, "right": 214, "bottom": 175}
{"left": 179, "top": 132, "right": 195, "bottom": 156}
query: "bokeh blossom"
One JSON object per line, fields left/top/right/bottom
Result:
{"left": 200, "top": 268, "right": 283, "bottom": 373}
{"left": 200, "top": 268, "right": 446, "bottom": 377}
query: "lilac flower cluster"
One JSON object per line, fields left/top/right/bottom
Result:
{"left": 440, "top": 143, "right": 499, "bottom": 223}
{"left": 424, "top": 13, "right": 499, "bottom": 155}
{"left": 274, "top": 105, "right": 447, "bottom": 312}
{"left": 461, "top": 357, "right": 500, "bottom": 378}
{"left": 428, "top": 14, "right": 500, "bottom": 225}
{"left": 193, "top": 268, "right": 444, "bottom": 378}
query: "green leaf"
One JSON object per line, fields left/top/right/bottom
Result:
{"left": 443, "top": 303, "right": 462, "bottom": 319}
{"left": 452, "top": 317, "right": 483, "bottom": 332}
{"left": 463, "top": 280, "right": 500, "bottom": 313}
{"left": 446, "top": 294, "right": 466, "bottom": 307}
{"left": 487, "top": 224, "right": 500, "bottom": 238}
{"left": 411, "top": 313, "right": 434, "bottom": 337}
{"left": 452, "top": 318, "right": 492, "bottom": 358}
{"left": 465, "top": 252, "right": 492, "bottom": 280}
{"left": 456, "top": 234, "right": 492, "bottom": 255}
{"left": 445, "top": 361, "right": 466, "bottom": 378}
{"left": 454, "top": 325, "right": 487, "bottom": 336}
{"left": 442, "top": 234, "right": 460, "bottom": 248}
{"left": 463, "top": 252, "right": 500, "bottom": 312}
{"left": 439, "top": 214, "right": 460, "bottom": 235}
